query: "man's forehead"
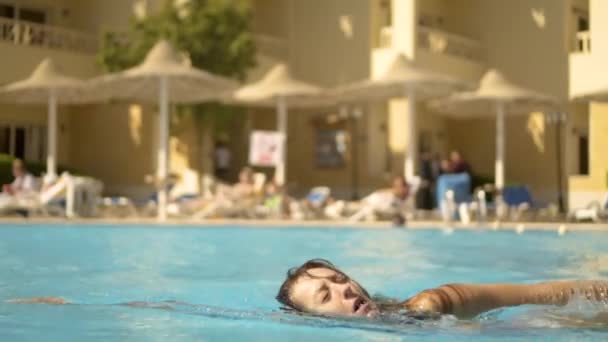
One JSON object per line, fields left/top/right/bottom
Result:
{"left": 306, "top": 267, "right": 338, "bottom": 278}
{"left": 290, "top": 275, "right": 323, "bottom": 307}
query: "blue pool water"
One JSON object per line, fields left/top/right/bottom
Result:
{"left": 0, "top": 224, "right": 607, "bottom": 341}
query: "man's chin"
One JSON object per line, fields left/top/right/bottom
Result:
{"left": 366, "top": 308, "right": 380, "bottom": 318}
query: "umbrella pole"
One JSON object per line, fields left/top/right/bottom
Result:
{"left": 47, "top": 89, "right": 58, "bottom": 181}
{"left": 157, "top": 76, "right": 169, "bottom": 221}
{"left": 276, "top": 96, "right": 288, "bottom": 186}
{"left": 495, "top": 101, "right": 506, "bottom": 191}
{"left": 404, "top": 87, "right": 417, "bottom": 181}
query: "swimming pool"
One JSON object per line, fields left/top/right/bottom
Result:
{"left": 0, "top": 223, "right": 607, "bottom": 341}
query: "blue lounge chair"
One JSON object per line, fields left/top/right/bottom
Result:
{"left": 436, "top": 173, "right": 472, "bottom": 221}
{"left": 503, "top": 186, "right": 534, "bottom": 208}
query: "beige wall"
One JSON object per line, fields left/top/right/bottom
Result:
{"left": 568, "top": 103, "right": 608, "bottom": 208}
{"left": 65, "top": 0, "right": 140, "bottom": 34}
{"left": 68, "top": 103, "right": 157, "bottom": 197}
{"left": 251, "top": 0, "right": 288, "bottom": 39}
{"left": 289, "top": 0, "right": 371, "bottom": 86}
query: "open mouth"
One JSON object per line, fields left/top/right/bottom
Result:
{"left": 353, "top": 297, "right": 369, "bottom": 315}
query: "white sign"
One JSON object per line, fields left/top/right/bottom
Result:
{"left": 249, "top": 130, "right": 285, "bottom": 167}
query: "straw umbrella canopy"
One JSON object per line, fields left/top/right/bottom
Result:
{"left": 231, "top": 64, "right": 329, "bottom": 186}
{"left": 331, "top": 54, "right": 467, "bottom": 181}
{"left": 85, "top": 40, "right": 238, "bottom": 220}
{"left": 0, "top": 58, "right": 84, "bottom": 181}
{"left": 430, "top": 69, "right": 560, "bottom": 191}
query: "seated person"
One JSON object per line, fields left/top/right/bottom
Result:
{"left": 262, "top": 181, "right": 282, "bottom": 214}
{"left": 232, "top": 167, "right": 255, "bottom": 198}
{"left": 449, "top": 150, "right": 471, "bottom": 174}
{"left": 276, "top": 259, "right": 608, "bottom": 319}
{"left": 2, "top": 159, "right": 38, "bottom": 197}
{"left": 439, "top": 158, "right": 453, "bottom": 175}
{"left": 349, "top": 176, "right": 410, "bottom": 224}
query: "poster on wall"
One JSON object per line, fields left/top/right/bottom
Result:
{"left": 249, "top": 130, "right": 285, "bottom": 167}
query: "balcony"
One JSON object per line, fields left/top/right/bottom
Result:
{"left": 372, "top": 25, "right": 484, "bottom": 81}
{"left": 416, "top": 26, "right": 483, "bottom": 62}
{"left": 0, "top": 17, "right": 97, "bottom": 55}
{"left": 573, "top": 31, "right": 591, "bottom": 53}
{"left": 375, "top": 25, "right": 483, "bottom": 62}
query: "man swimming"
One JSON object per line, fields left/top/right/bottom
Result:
{"left": 10, "top": 258, "right": 608, "bottom": 321}
{"left": 276, "top": 259, "right": 608, "bottom": 319}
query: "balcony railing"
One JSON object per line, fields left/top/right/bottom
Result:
{"left": 573, "top": 31, "right": 590, "bottom": 53}
{"left": 375, "top": 25, "right": 483, "bottom": 62}
{"left": 417, "top": 26, "right": 483, "bottom": 62}
{"left": 0, "top": 17, "right": 97, "bottom": 55}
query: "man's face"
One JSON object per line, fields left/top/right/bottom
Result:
{"left": 288, "top": 267, "right": 377, "bottom": 317}
{"left": 12, "top": 165, "right": 23, "bottom": 177}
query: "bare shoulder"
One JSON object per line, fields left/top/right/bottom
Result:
{"left": 404, "top": 289, "right": 448, "bottom": 315}
{"left": 6, "top": 297, "right": 69, "bottom": 305}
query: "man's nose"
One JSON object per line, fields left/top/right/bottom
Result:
{"left": 343, "top": 286, "right": 357, "bottom": 299}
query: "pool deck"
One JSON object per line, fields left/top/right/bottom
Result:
{"left": 0, "top": 217, "right": 606, "bottom": 233}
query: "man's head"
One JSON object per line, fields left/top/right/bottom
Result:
{"left": 392, "top": 176, "right": 409, "bottom": 200}
{"left": 238, "top": 167, "right": 253, "bottom": 184}
{"left": 276, "top": 259, "right": 377, "bottom": 318}
{"left": 12, "top": 159, "right": 26, "bottom": 178}
{"left": 449, "top": 150, "right": 462, "bottom": 163}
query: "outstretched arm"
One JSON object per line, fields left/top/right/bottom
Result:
{"left": 7, "top": 297, "right": 69, "bottom": 305}
{"left": 404, "top": 281, "right": 608, "bottom": 318}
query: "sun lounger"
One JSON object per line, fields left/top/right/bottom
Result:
{"left": 437, "top": 173, "right": 474, "bottom": 223}
{"left": 570, "top": 193, "right": 608, "bottom": 222}
{"left": 289, "top": 186, "right": 332, "bottom": 220}
{"left": 0, "top": 173, "right": 103, "bottom": 218}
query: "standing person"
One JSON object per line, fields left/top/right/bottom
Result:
{"left": 214, "top": 141, "right": 232, "bottom": 182}
{"left": 416, "top": 152, "right": 435, "bottom": 210}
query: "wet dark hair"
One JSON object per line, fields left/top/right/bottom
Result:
{"left": 276, "top": 259, "right": 371, "bottom": 312}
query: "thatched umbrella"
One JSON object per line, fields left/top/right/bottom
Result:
{"left": 0, "top": 58, "right": 84, "bottom": 181}
{"left": 431, "top": 69, "right": 560, "bottom": 190}
{"left": 85, "top": 40, "right": 237, "bottom": 220}
{"left": 232, "top": 64, "right": 329, "bottom": 185}
{"left": 332, "top": 54, "right": 466, "bottom": 180}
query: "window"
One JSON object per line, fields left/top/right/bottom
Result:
{"left": 0, "top": 126, "right": 10, "bottom": 153}
{"left": 0, "top": 3, "right": 46, "bottom": 23}
{"left": 578, "top": 135, "right": 589, "bottom": 175}
{"left": 0, "top": 4, "right": 15, "bottom": 19}
{"left": 577, "top": 16, "right": 589, "bottom": 32}
{"left": 0, "top": 124, "right": 46, "bottom": 163}
{"left": 571, "top": 7, "right": 590, "bottom": 52}
{"left": 315, "top": 128, "right": 348, "bottom": 168}
{"left": 19, "top": 7, "right": 46, "bottom": 24}
{"left": 14, "top": 127, "right": 25, "bottom": 159}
